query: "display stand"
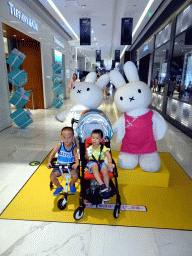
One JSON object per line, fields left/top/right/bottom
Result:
{"left": 51, "top": 62, "right": 64, "bottom": 108}
{"left": 7, "top": 48, "right": 33, "bottom": 129}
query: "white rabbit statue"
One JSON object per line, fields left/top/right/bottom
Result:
{"left": 56, "top": 72, "right": 110, "bottom": 135}
{"left": 110, "top": 61, "right": 168, "bottom": 172}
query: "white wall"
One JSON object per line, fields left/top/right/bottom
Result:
{"left": 0, "top": 0, "right": 71, "bottom": 131}
{"left": 77, "top": 57, "right": 86, "bottom": 71}
{"left": 0, "top": 24, "right": 12, "bottom": 131}
{"left": 86, "top": 62, "right": 92, "bottom": 72}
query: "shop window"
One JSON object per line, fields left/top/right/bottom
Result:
{"left": 151, "top": 42, "right": 170, "bottom": 93}
{"left": 170, "top": 31, "right": 192, "bottom": 102}
{"left": 176, "top": 4, "right": 192, "bottom": 35}
{"left": 155, "top": 23, "right": 172, "bottom": 49}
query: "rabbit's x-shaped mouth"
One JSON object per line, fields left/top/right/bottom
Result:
{"left": 129, "top": 97, "right": 135, "bottom": 102}
{"left": 77, "top": 90, "right": 81, "bottom": 93}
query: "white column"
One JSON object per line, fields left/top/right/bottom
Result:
{"left": 0, "top": 21, "right": 12, "bottom": 131}
{"left": 75, "top": 47, "right": 77, "bottom": 75}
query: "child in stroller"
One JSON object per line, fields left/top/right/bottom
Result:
{"left": 73, "top": 109, "right": 121, "bottom": 220}
{"left": 85, "top": 129, "right": 113, "bottom": 201}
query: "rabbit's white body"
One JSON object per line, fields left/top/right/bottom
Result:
{"left": 56, "top": 73, "right": 110, "bottom": 136}
{"left": 110, "top": 61, "right": 168, "bottom": 172}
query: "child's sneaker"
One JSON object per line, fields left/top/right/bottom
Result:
{"left": 99, "top": 184, "right": 108, "bottom": 193}
{"left": 103, "top": 190, "right": 110, "bottom": 201}
{"left": 70, "top": 182, "right": 76, "bottom": 193}
{"left": 53, "top": 186, "right": 63, "bottom": 196}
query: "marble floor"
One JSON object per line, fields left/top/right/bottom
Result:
{"left": 0, "top": 96, "right": 192, "bottom": 256}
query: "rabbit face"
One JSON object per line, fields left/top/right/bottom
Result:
{"left": 114, "top": 81, "right": 152, "bottom": 112}
{"left": 70, "top": 82, "right": 104, "bottom": 109}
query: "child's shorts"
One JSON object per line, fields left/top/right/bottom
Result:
{"left": 86, "top": 161, "right": 108, "bottom": 173}
{"left": 52, "top": 167, "right": 73, "bottom": 177}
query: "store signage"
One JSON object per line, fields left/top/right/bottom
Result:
{"left": 143, "top": 45, "right": 149, "bottom": 51}
{"left": 8, "top": 2, "right": 38, "bottom": 31}
{"left": 121, "top": 17, "right": 133, "bottom": 45}
{"left": 53, "top": 36, "right": 64, "bottom": 49}
{"left": 80, "top": 18, "right": 91, "bottom": 45}
{"left": 115, "top": 50, "right": 120, "bottom": 62}
{"left": 96, "top": 50, "right": 101, "bottom": 62}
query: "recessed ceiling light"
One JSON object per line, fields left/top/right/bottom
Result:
{"left": 92, "top": 30, "right": 94, "bottom": 33}
{"left": 22, "top": 39, "right": 24, "bottom": 40}
{"left": 13, "top": 35, "right": 16, "bottom": 37}
{"left": 3, "top": 30, "right": 6, "bottom": 32}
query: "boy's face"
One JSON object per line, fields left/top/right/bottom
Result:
{"left": 61, "top": 130, "right": 74, "bottom": 145}
{"left": 91, "top": 133, "right": 102, "bottom": 147}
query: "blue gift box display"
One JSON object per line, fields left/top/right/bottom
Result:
{"left": 52, "top": 74, "right": 63, "bottom": 83}
{"left": 8, "top": 69, "right": 27, "bottom": 87}
{"left": 10, "top": 108, "right": 33, "bottom": 129}
{"left": 52, "top": 83, "right": 63, "bottom": 95}
{"left": 52, "top": 96, "right": 64, "bottom": 108}
{"left": 52, "top": 62, "right": 62, "bottom": 74}
{"left": 6, "top": 48, "right": 26, "bottom": 69}
{"left": 9, "top": 88, "right": 30, "bottom": 108}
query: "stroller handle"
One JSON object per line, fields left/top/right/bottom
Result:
{"left": 51, "top": 158, "right": 75, "bottom": 169}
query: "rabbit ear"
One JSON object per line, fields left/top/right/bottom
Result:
{"left": 109, "top": 70, "right": 126, "bottom": 89}
{"left": 96, "top": 74, "right": 110, "bottom": 89}
{"left": 85, "top": 72, "right": 97, "bottom": 83}
{"left": 124, "top": 61, "right": 139, "bottom": 83}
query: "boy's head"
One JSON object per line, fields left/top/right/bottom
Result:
{"left": 91, "top": 129, "right": 103, "bottom": 138}
{"left": 91, "top": 129, "right": 103, "bottom": 146}
{"left": 61, "top": 127, "right": 74, "bottom": 145}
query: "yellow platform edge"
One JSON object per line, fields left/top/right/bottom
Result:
{"left": 112, "top": 152, "right": 170, "bottom": 187}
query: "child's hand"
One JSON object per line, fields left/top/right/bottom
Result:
{"left": 47, "top": 162, "right": 52, "bottom": 169}
{"left": 107, "top": 163, "right": 113, "bottom": 172}
{"left": 72, "top": 163, "right": 79, "bottom": 170}
{"left": 85, "top": 150, "right": 89, "bottom": 160}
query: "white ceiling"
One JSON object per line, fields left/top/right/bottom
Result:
{"left": 38, "top": 0, "right": 164, "bottom": 67}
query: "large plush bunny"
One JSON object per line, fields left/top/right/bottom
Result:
{"left": 56, "top": 72, "right": 110, "bottom": 135}
{"left": 110, "top": 61, "right": 168, "bottom": 172}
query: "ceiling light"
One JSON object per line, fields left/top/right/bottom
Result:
{"left": 22, "top": 39, "right": 24, "bottom": 40}
{"left": 81, "top": 5, "right": 86, "bottom": 8}
{"left": 94, "top": 38, "right": 96, "bottom": 40}
{"left": 92, "top": 30, "right": 94, "bottom": 33}
{"left": 46, "top": 0, "right": 79, "bottom": 40}
{"left": 3, "top": 30, "right": 6, "bottom": 32}
{"left": 120, "top": 0, "right": 155, "bottom": 59}
{"left": 13, "top": 35, "right": 16, "bottom": 37}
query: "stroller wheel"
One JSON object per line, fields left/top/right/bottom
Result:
{"left": 113, "top": 205, "right": 120, "bottom": 219}
{"left": 57, "top": 198, "right": 67, "bottom": 210}
{"left": 74, "top": 207, "right": 84, "bottom": 220}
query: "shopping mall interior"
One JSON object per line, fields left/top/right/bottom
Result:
{"left": 0, "top": 0, "right": 192, "bottom": 255}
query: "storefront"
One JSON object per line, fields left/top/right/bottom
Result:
{"left": 130, "top": 0, "right": 192, "bottom": 138}
{"left": 0, "top": 0, "right": 72, "bottom": 131}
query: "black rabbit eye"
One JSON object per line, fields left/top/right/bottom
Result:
{"left": 138, "top": 89, "right": 141, "bottom": 93}
{"left": 73, "top": 86, "right": 75, "bottom": 89}
{"left": 120, "top": 96, "right": 123, "bottom": 100}
{"left": 87, "top": 88, "right": 90, "bottom": 91}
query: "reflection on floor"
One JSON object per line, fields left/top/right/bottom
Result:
{"left": 0, "top": 97, "right": 192, "bottom": 256}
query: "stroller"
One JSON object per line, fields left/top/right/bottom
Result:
{"left": 72, "top": 109, "right": 121, "bottom": 220}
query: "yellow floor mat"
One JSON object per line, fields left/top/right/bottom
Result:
{"left": 1, "top": 152, "right": 192, "bottom": 230}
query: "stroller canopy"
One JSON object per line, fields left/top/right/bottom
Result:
{"left": 76, "top": 109, "right": 113, "bottom": 142}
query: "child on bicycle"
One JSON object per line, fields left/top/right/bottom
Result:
{"left": 47, "top": 127, "right": 79, "bottom": 196}
{"left": 85, "top": 129, "right": 113, "bottom": 201}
